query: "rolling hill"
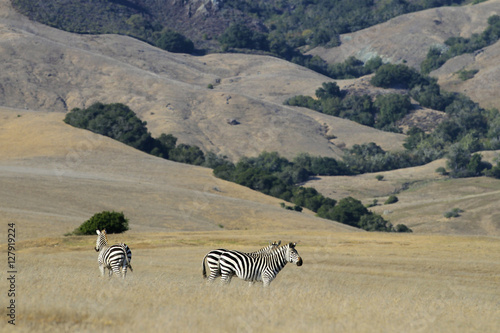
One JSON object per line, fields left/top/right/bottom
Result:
{"left": 0, "top": 0, "right": 407, "bottom": 162}
{"left": 1, "top": 2, "right": 500, "bottom": 331}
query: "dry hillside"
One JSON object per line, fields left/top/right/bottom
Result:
{"left": 309, "top": 0, "right": 500, "bottom": 109}
{"left": 0, "top": 108, "right": 356, "bottom": 238}
{"left": 305, "top": 154, "right": 500, "bottom": 236}
{"left": 0, "top": 0, "right": 406, "bottom": 162}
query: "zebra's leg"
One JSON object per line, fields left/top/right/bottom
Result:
{"left": 99, "top": 264, "right": 106, "bottom": 277}
{"left": 111, "top": 265, "right": 122, "bottom": 278}
{"left": 220, "top": 273, "right": 233, "bottom": 285}
{"left": 207, "top": 268, "right": 221, "bottom": 283}
{"left": 122, "top": 265, "right": 128, "bottom": 279}
{"left": 262, "top": 271, "right": 276, "bottom": 287}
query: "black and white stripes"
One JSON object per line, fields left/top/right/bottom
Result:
{"left": 217, "top": 242, "right": 302, "bottom": 287}
{"left": 202, "top": 241, "right": 281, "bottom": 283}
{"left": 95, "top": 229, "right": 133, "bottom": 279}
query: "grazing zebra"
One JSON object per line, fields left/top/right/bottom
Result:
{"left": 95, "top": 229, "right": 133, "bottom": 279}
{"left": 202, "top": 241, "right": 281, "bottom": 283}
{"left": 219, "top": 242, "right": 302, "bottom": 287}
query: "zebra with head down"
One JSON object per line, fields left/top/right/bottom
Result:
{"left": 219, "top": 242, "right": 302, "bottom": 287}
{"left": 202, "top": 241, "right": 281, "bottom": 283}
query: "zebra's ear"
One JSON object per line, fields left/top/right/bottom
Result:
{"left": 96, "top": 230, "right": 100, "bottom": 235}
{"left": 289, "top": 242, "right": 295, "bottom": 248}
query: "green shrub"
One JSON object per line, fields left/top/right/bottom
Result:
{"left": 444, "top": 208, "right": 463, "bottom": 218}
{"left": 329, "top": 197, "right": 368, "bottom": 227}
{"left": 456, "top": 69, "right": 479, "bottom": 81}
{"left": 72, "top": 211, "right": 129, "bottom": 235}
{"left": 155, "top": 29, "right": 194, "bottom": 53}
{"left": 435, "top": 167, "right": 448, "bottom": 176}
{"left": 384, "top": 195, "right": 398, "bottom": 205}
{"left": 395, "top": 224, "right": 412, "bottom": 233}
{"left": 358, "top": 214, "right": 393, "bottom": 232}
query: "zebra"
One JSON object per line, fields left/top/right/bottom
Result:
{"left": 202, "top": 241, "right": 281, "bottom": 283}
{"left": 219, "top": 242, "right": 302, "bottom": 287}
{"left": 95, "top": 229, "right": 133, "bottom": 279}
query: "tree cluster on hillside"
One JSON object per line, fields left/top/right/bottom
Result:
{"left": 11, "top": 0, "right": 195, "bottom": 54}
{"left": 421, "top": 15, "right": 500, "bottom": 74}
{"left": 64, "top": 102, "right": 207, "bottom": 165}
{"left": 285, "top": 80, "right": 412, "bottom": 132}
{"left": 213, "top": 151, "right": 411, "bottom": 232}
{"left": 285, "top": 62, "right": 500, "bottom": 177}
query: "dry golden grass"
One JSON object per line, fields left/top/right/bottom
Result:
{"left": 2, "top": 231, "right": 499, "bottom": 332}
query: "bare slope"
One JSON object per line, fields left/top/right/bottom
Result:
{"left": 309, "top": 1, "right": 499, "bottom": 69}
{"left": 0, "top": 0, "right": 405, "bottom": 162}
{"left": 0, "top": 108, "right": 355, "bottom": 240}
{"left": 432, "top": 39, "right": 500, "bottom": 110}
{"left": 308, "top": 0, "right": 500, "bottom": 109}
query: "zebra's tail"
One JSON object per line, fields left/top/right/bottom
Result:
{"left": 202, "top": 253, "right": 208, "bottom": 279}
{"left": 121, "top": 244, "right": 133, "bottom": 272}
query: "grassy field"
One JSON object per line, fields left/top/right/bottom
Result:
{"left": 1, "top": 230, "right": 499, "bottom": 332}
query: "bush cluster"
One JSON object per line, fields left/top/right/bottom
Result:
{"left": 213, "top": 151, "right": 411, "bottom": 232}
{"left": 287, "top": 61, "right": 500, "bottom": 178}
{"left": 285, "top": 81, "right": 412, "bottom": 132}
{"left": 72, "top": 211, "right": 129, "bottom": 235}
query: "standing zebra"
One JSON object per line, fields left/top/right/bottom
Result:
{"left": 95, "top": 229, "right": 133, "bottom": 279}
{"left": 202, "top": 241, "right": 281, "bottom": 283}
{"left": 219, "top": 242, "right": 302, "bottom": 287}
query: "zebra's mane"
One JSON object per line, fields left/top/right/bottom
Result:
{"left": 102, "top": 229, "right": 109, "bottom": 244}
{"left": 270, "top": 242, "right": 298, "bottom": 254}
{"left": 262, "top": 242, "right": 289, "bottom": 256}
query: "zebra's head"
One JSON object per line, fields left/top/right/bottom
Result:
{"left": 95, "top": 229, "right": 108, "bottom": 252}
{"left": 286, "top": 242, "right": 303, "bottom": 266}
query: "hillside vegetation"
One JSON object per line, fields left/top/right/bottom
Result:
{"left": 11, "top": 0, "right": 473, "bottom": 53}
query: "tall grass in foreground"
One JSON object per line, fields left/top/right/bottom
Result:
{"left": 7, "top": 236, "right": 500, "bottom": 333}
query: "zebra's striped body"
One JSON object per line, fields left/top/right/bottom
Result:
{"left": 95, "top": 230, "right": 133, "bottom": 279}
{"left": 202, "top": 241, "right": 281, "bottom": 283}
{"left": 219, "top": 242, "right": 302, "bottom": 287}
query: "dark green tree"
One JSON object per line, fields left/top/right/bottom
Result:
{"left": 358, "top": 214, "right": 392, "bottom": 232}
{"left": 72, "top": 211, "right": 129, "bottom": 235}
{"left": 374, "top": 93, "right": 412, "bottom": 130}
{"left": 330, "top": 197, "right": 369, "bottom": 227}
{"left": 155, "top": 29, "right": 194, "bottom": 53}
